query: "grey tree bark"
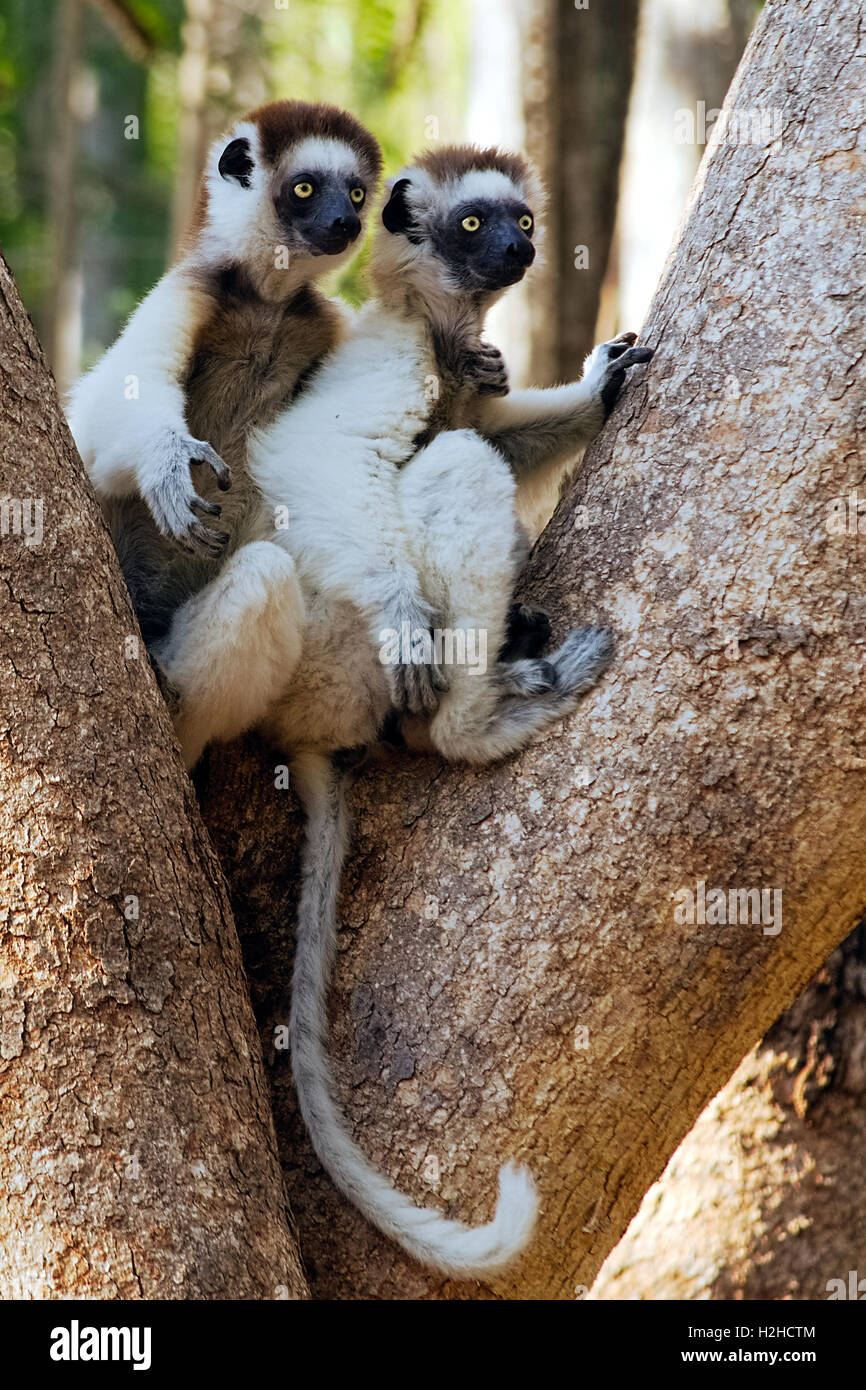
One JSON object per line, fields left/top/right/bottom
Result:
{"left": 0, "top": 254, "right": 307, "bottom": 1300}
{"left": 591, "top": 923, "right": 866, "bottom": 1300}
{"left": 196, "top": 0, "right": 866, "bottom": 1300}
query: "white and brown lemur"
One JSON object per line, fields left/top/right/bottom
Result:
{"left": 67, "top": 98, "right": 382, "bottom": 742}
{"left": 154, "top": 146, "right": 653, "bottom": 1275}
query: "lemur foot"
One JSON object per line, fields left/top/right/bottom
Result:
{"left": 465, "top": 341, "right": 509, "bottom": 397}
{"left": 498, "top": 625, "right": 614, "bottom": 701}
{"left": 140, "top": 428, "right": 232, "bottom": 555}
{"left": 387, "top": 651, "right": 449, "bottom": 715}
{"left": 553, "top": 625, "right": 616, "bottom": 697}
{"left": 584, "top": 332, "right": 654, "bottom": 417}
{"left": 500, "top": 603, "right": 552, "bottom": 662}
{"left": 381, "top": 594, "right": 450, "bottom": 715}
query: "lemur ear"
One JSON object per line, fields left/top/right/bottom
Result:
{"left": 382, "top": 178, "right": 416, "bottom": 237}
{"left": 218, "top": 137, "right": 254, "bottom": 188}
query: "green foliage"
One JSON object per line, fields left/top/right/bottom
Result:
{"left": 263, "top": 0, "right": 469, "bottom": 305}
{"left": 0, "top": 0, "right": 469, "bottom": 357}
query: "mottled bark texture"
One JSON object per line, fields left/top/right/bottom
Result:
{"left": 524, "top": 0, "right": 639, "bottom": 384}
{"left": 0, "top": 255, "right": 307, "bottom": 1300}
{"left": 592, "top": 924, "right": 866, "bottom": 1300}
{"left": 198, "top": 0, "right": 866, "bottom": 1299}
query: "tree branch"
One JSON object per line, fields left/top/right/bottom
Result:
{"left": 86, "top": 0, "right": 157, "bottom": 63}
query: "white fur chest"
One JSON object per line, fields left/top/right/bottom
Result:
{"left": 248, "top": 303, "right": 436, "bottom": 568}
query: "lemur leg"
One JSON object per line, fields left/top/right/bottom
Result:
{"left": 152, "top": 540, "right": 305, "bottom": 768}
{"left": 453, "top": 625, "right": 615, "bottom": 762}
{"left": 398, "top": 429, "right": 614, "bottom": 764}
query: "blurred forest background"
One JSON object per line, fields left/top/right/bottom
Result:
{"left": 0, "top": 0, "right": 762, "bottom": 401}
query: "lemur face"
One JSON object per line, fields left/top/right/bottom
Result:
{"left": 270, "top": 137, "right": 369, "bottom": 256}
{"left": 192, "top": 100, "right": 382, "bottom": 292}
{"left": 429, "top": 188, "right": 535, "bottom": 291}
{"left": 376, "top": 148, "right": 543, "bottom": 300}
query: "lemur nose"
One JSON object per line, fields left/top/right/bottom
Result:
{"left": 507, "top": 239, "right": 536, "bottom": 267}
{"left": 333, "top": 212, "right": 361, "bottom": 240}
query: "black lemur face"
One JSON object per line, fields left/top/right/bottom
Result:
{"left": 273, "top": 168, "right": 367, "bottom": 255}
{"left": 381, "top": 178, "right": 537, "bottom": 292}
{"left": 431, "top": 198, "right": 536, "bottom": 291}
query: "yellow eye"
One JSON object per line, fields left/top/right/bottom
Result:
{"left": 293, "top": 181, "right": 314, "bottom": 198}
{"left": 350, "top": 187, "right": 366, "bottom": 204}
{"left": 519, "top": 214, "right": 533, "bottom": 232}
{"left": 461, "top": 215, "right": 481, "bottom": 232}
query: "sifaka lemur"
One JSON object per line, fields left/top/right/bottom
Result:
{"left": 154, "top": 145, "right": 653, "bottom": 1277}
{"left": 67, "top": 98, "right": 382, "bottom": 740}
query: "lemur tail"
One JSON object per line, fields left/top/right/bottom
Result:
{"left": 288, "top": 750, "right": 538, "bottom": 1277}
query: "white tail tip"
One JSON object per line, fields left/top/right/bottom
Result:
{"left": 423, "top": 1161, "right": 538, "bottom": 1277}
{"left": 491, "top": 1162, "right": 539, "bottom": 1261}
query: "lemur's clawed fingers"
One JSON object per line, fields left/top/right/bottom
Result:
{"left": 190, "top": 441, "right": 232, "bottom": 491}
{"left": 604, "top": 331, "right": 638, "bottom": 357}
{"left": 190, "top": 495, "right": 222, "bottom": 519}
{"left": 585, "top": 333, "right": 654, "bottom": 416}
{"left": 387, "top": 660, "right": 446, "bottom": 715}
{"left": 431, "top": 663, "right": 450, "bottom": 694}
{"left": 140, "top": 430, "right": 232, "bottom": 553}
{"left": 186, "top": 519, "right": 230, "bottom": 556}
{"left": 465, "top": 342, "right": 509, "bottom": 397}
{"left": 500, "top": 603, "right": 552, "bottom": 662}
{"left": 616, "top": 345, "right": 654, "bottom": 367}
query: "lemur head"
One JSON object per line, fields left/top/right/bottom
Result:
{"left": 186, "top": 99, "right": 382, "bottom": 298}
{"left": 370, "top": 145, "right": 544, "bottom": 310}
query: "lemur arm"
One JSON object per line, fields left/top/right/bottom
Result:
{"left": 474, "top": 335, "right": 653, "bottom": 481}
{"left": 67, "top": 265, "right": 229, "bottom": 553}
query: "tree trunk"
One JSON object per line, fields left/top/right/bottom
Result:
{"left": 613, "top": 0, "right": 759, "bottom": 334}
{"left": 524, "top": 0, "right": 640, "bottom": 387}
{"left": 198, "top": 0, "right": 866, "bottom": 1300}
{"left": 0, "top": 255, "right": 307, "bottom": 1300}
{"left": 591, "top": 921, "right": 866, "bottom": 1300}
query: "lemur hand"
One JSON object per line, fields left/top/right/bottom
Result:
{"left": 382, "top": 596, "right": 449, "bottom": 714}
{"left": 584, "top": 332, "right": 654, "bottom": 417}
{"left": 464, "top": 340, "right": 510, "bottom": 397}
{"left": 139, "top": 428, "right": 232, "bottom": 555}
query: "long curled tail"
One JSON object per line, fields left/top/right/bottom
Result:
{"left": 289, "top": 750, "right": 538, "bottom": 1277}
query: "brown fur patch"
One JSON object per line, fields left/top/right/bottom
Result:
{"left": 246, "top": 99, "right": 382, "bottom": 183}
{"left": 411, "top": 144, "right": 534, "bottom": 189}
{"left": 183, "top": 273, "right": 341, "bottom": 470}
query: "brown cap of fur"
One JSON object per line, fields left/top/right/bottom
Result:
{"left": 411, "top": 144, "right": 534, "bottom": 188}
{"left": 246, "top": 99, "right": 382, "bottom": 181}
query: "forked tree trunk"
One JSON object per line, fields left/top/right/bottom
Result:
{"left": 196, "top": 0, "right": 866, "bottom": 1301}
{"left": 0, "top": 255, "right": 307, "bottom": 1300}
